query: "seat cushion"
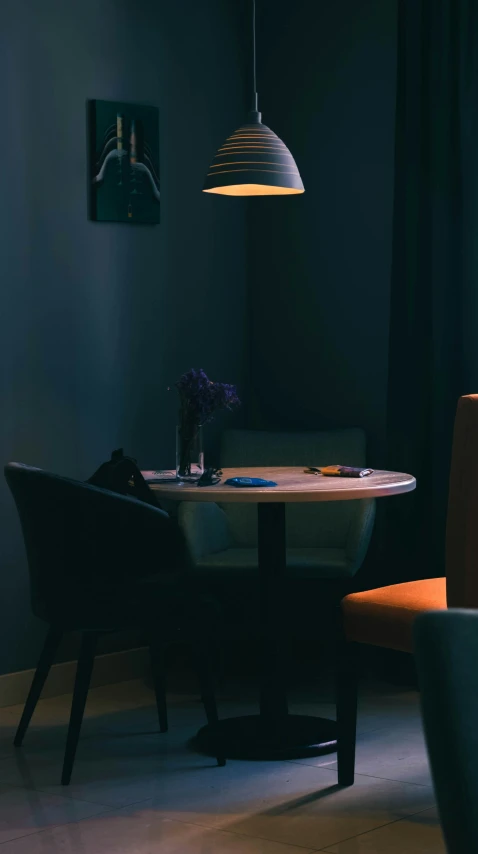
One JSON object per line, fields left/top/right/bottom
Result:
{"left": 196, "top": 547, "right": 354, "bottom": 579}
{"left": 342, "top": 578, "right": 447, "bottom": 652}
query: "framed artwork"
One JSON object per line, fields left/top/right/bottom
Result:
{"left": 89, "top": 99, "right": 160, "bottom": 224}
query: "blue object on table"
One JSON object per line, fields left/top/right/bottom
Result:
{"left": 224, "top": 477, "right": 277, "bottom": 488}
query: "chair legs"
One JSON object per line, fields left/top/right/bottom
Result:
{"left": 336, "top": 640, "right": 359, "bottom": 786}
{"left": 193, "top": 638, "right": 225, "bottom": 767}
{"left": 61, "top": 632, "right": 98, "bottom": 786}
{"left": 148, "top": 625, "right": 224, "bottom": 767}
{"left": 14, "top": 625, "right": 63, "bottom": 747}
{"left": 17, "top": 621, "right": 223, "bottom": 783}
{"left": 148, "top": 633, "right": 168, "bottom": 733}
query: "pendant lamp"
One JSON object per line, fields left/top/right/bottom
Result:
{"left": 203, "top": 0, "right": 304, "bottom": 197}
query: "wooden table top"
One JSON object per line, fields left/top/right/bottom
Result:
{"left": 149, "top": 467, "right": 416, "bottom": 503}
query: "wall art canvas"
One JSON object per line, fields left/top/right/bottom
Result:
{"left": 89, "top": 99, "right": 160, "bottom": 224}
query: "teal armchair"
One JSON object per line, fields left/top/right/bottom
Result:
{"left": 178, "top": 428, "right": 375, "bottom": 581}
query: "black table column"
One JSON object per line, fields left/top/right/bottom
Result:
{"left": 194, "top": 498, "right": 337, "bottom": 759}
{"left": 258, "top": 502, "right": 288, "bottom": 722}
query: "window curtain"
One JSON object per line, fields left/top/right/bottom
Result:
{"left": 386, "top": 0, "right": 478, "bottom": 581}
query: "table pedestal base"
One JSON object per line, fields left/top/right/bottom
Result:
{"left": 192, "top": 714, "right": 337, "bottom": 760}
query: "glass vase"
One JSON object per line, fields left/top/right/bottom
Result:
{"left": 176, "top": 425, "right": 204, "bottom": 481}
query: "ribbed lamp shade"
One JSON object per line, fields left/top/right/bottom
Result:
{"left": 203, "top": 119, "right": 304, "bottom": 196}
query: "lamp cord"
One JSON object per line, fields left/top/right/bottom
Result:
{"left": 252, "top": 0, "right": 258, "bottom": 111}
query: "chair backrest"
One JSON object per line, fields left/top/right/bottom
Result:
{"left": 220, "top": 428, "right": 370, "bottom": 550}
{"left": 4, "top": 462, "right": 187, "bottom": 620}
{"left": 414, "top": 609, "right": 478, "bottom": 854}
{"left": 446, "top": 395, "right": 478, "bottom": 607}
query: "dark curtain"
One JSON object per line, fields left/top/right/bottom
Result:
{"left": 387, "top": 0, "right": 478, "bottom": 581}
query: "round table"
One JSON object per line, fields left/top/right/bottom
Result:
{"left": 151, "top": 467, "right": 416, "bottom": 760}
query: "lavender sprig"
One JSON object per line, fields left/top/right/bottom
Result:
{"left": 174, "top": 368, "right": 240, "bottom": 428}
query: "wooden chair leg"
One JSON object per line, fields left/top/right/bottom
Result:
{"left": 337, "top": 640, "right": 359, "bottom": 786}
{"left": 61, "top": 632, "right": 97, "bottom": 786}
{"left": 148, "top": 633, "right": 168, "bottom": 733}
{"left": 14, "top": 625, "right": 63, "bottom": 747}
{"left": 193, "top": 637, "right": 225, "bottom": 767}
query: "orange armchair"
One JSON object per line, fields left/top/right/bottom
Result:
{"left": 337, "top": 394, "right": 478, "bottom": 785}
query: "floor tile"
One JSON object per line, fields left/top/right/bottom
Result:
{"left": 292, "top": 687, "right": 431, "bottom": 788}
{"left": 1, "top": 680, "right": 157, "bottom": 731}
{"left": 0, "top": 783, "right": 107, "bottom": 844}
{"left": 0, "top": 741, "right": 182, "bottom": 809}
{"left": 0, "top": 681, "right": 257, "bottom": 748}
{"left": 296, "top": 725, "right": 432, "bottom": 788}
{"left": 0, "top": 730, "right": 435, "bottom": 848}
{"left": 0, "top": 803, "right": 316, "bottom": 854}
{"left": 0, "top": 680, "right": 156, "bottom": 760}
{"left": 216, "top": 769, "right": 434, "bottom": 850}
{"left": 292, "top": 687, "right": 424, "bottom": 737}
{"left": 323, "top": 807, "right": 445, "bottom": 853}
{"left": 352, "top": 689, "right": 426, "bottom": 734}
{"left": 0, "top": 709, "right": 21, "bottom": 759}
{"left": 0, "top": 724, "right": 278, "bottom": 809}
{"left": 0, "top": 677, "right": 438, "bottom": 853}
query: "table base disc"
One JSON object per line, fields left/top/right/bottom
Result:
{"left": 191, "top": 714, "right": 337, "bottom": 760}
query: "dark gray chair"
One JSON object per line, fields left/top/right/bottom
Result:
{"left": 5, "top": 462, "right": 225, "bottom": 785}
{"left": 414, "top": 609, "right": 478, "bottom": 854}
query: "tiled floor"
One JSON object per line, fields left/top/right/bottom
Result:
{"left": 0, "top": 675, "right": 445, "bottom": 852}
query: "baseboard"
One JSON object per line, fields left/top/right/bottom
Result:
{"left": 0, "top": 646, "right": 150, "bottom": 709}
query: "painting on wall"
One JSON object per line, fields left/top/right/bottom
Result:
{"left": 89, "top": 100, "right": 160, "bottom": 224}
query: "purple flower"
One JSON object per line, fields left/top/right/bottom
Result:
{"left": 174, "top": 368, "right": 241, "bottom": 430}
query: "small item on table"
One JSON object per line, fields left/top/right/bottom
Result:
{"left": 141, "top": 470, "right": 178, "bottom": 483}
{"left": 304, "top": 466, "right": 374, "bottom": 478}
{"left": 224, "top": 477, "right": 278, "bottom": 488}
{"left": 197, "top": 467, "right": 223, "bottom": 487}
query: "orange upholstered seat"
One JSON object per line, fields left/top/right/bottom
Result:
{"left": 342, "top": 578, "right": 446, "bottom": 652}
{"left": 337, "top": 395, "right": 478, "bottom": 787}
{"left": 342, "top": 394, "right": 478, "bottom": 655}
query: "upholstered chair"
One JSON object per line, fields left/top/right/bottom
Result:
{"left": 337, "top": 394, "right": 478, "bottom": 785}
{"left": 5, "top": 463, "right": 224, "bottom": 785}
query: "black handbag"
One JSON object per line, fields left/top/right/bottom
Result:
{"left": 87, "top": 448, "right": 161, "bottom": 508}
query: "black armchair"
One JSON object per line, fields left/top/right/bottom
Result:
{"left": 4, "top": 462, "right": 224, "bottom": 785}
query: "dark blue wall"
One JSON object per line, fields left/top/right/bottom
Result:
{"left": 0, "top": 0, "right": 399, "bottom": 676}
{"left": 247, "top": 0, "right": 397, "bottom": 466}
{"left": 0, "top": 0, "right": 248, "bottom": 675}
